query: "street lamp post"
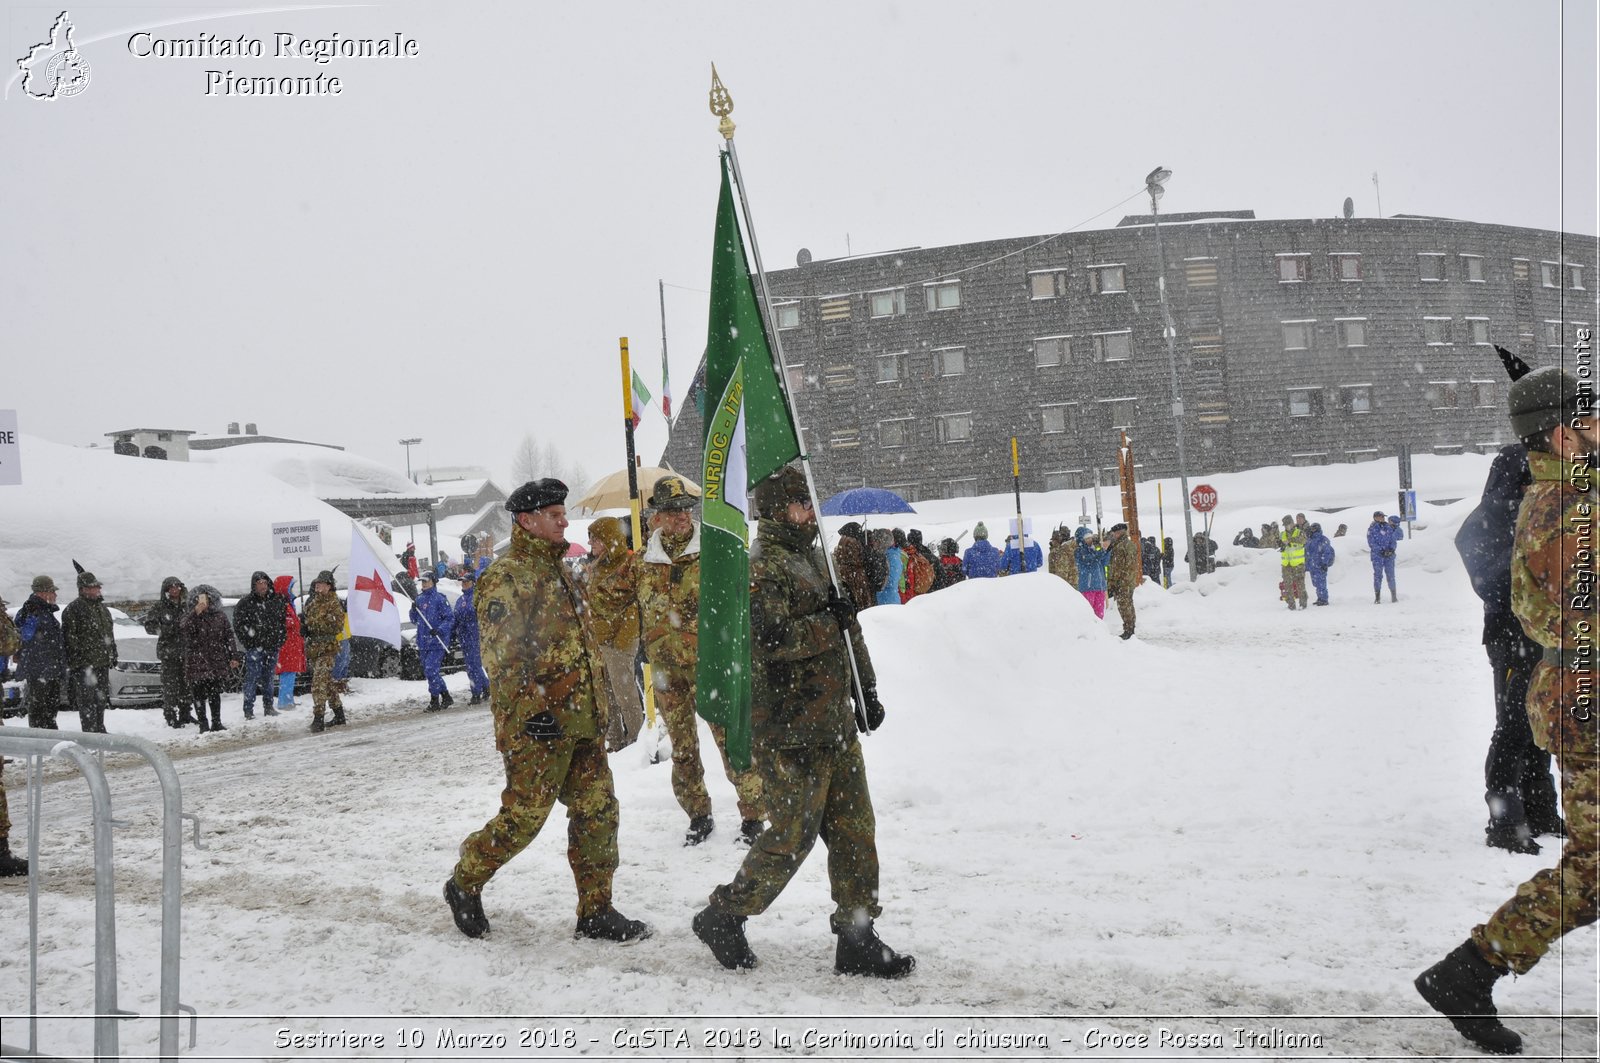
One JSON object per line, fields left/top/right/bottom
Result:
{"left": 1145, "top": 167, "right": 1198, "bottom": 583}
{"left": 399, "top": 437, "right": 422, "bottom": 560}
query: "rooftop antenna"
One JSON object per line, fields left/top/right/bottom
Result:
{"left": 1343, "top": 196, "right": 1354, "bottom": 220}
{"left": 1371, "top": 172, "right": 1383, "bottom": 218}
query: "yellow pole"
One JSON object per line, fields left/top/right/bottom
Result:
{"left": 619, "top": 338, "right": 658, "bottom": 728}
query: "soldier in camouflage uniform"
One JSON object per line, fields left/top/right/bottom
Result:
{"left": 582, "top": 517, "right": 645, "bottom": 752}
{"left": 1105, "top": 523, "right": 1139, "bottom": 640}
{"left": 637, "top": 475, "right": 765, "bottom": 846}
{"left": 443, "top": 478, "right": 648, "bottom": 943}
{"left": 693, "top": 466, "right": 914, "bottom": 978}
{"left": 1416, "top": 366, "right": 1597, "bottom": 1055}
{"left": 302, "top": 571, "right": 346, "bottom": 732}
{"left": 61, "top": 571, "right": 116, "bottom": 733}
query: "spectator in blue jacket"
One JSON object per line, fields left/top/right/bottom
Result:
{"left": 1305, "top": 522, "right": 1337, "bottom": 605}
{"left": 15, "top": 575, "right": 66, "bottom": 729}
{"left": 962, "top": 522, "right": 1002, "bottom": 579}
{"left": 1368, "top": 511, "right": 1401, "bottom": 603}
{"left": 411, "top": 571, "right": 455, "bottom": 710}
{"left": 872, "top": 528, "right": 904, "bottom": 606}
{"left": 999, "top": 526, "right": 1045, "bottom": 575}
{"left": 453, "top": 570, "right": 489, "bottom": 705}
{"left": 1074, "top": 527, "right": 1110, "bottom": 619}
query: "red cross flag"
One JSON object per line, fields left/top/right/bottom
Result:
{"left": 348, "top": 524, "right": 403, "bottom": 648}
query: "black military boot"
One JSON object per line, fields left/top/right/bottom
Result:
{"left": 444, "top": 878, "right": 490, "bottom": 938}
{"left": 574, "top": 906, "right": 651, "bottom": 942}
{"left": 468, "top": 692, "right": 481, "bottom": 706}
{"left": 685, "top": 814, "right": 714, "bottom": 846}
{"left": 196, "top": 705, "right": 210, "bottom": 734}
{"left": 263, "top": 704, "right": 279, "bottom": 717}
{"left": 426, "top": 695, "right": 441, "bottom": 712}
{"left": 0, "top": 838, "right": 29, "bottom": 877}
{"left": 330, "top": 706, "right": 347, "bottom": 727}
{"left": 1415, "top": 940, "right": 1523, "bottom": 1055}
{"left": 209, "top": 705, "right": 226, "bottom": 731}
{"left": 693, "top": 904, "right": 757, "bottom": 969}
{"left": 309, "top": 713, "right": 325, "bottom": 734}
{"left": 834, "top": 920, "right": 916, "bottom": 979}
{"left": 737, "top": 819, "right": 764, "bottom": 846}
{"left": 1485, "top": 793, "right": 1541, "bottom": 855}
{"left": 440, "top": 690, "right": 454, "bottom": 709}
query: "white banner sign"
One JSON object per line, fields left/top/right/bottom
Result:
{"left": 0, "top": 410, "right": 20, "bottom": 486}
{"left": 271, "top": 519, "right": 323, "bottom": 559}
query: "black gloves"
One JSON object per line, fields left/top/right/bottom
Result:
{"left": 825, "top": 587, "right": 857, "bottom": 632}
{"left": 862, "top": 686, "right": 885, "bottom": 731}
{"left": 523, "top": 711, "right": 563, "bottom": 740}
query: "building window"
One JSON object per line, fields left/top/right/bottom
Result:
{"left": 932, "top": 347, "right": 966, "bottom": 376}
{"left": 1330, "top": 253, "right": 1362, "bottom": 281}
{"left": 819, "top": 295, "right": 851, "bottom": 322}
{"left": 774, "top": 302, "right": 801, "bottom": 330}
{"left": 884, "top": 483, "right": 921, "bottom": 503}
{"left": 1288, "top": 388, "right": 1323, "bottom": 418}
{"left": 1029, "top": 270, "right": 1068, "bottom": 299}
{"left": 1093, "top": 331, "right": 1132, "bottom": 362}
{"left": 1340, "top": 384, "right": 1372, "bottom": 414}
{"left": 156, "top": 432, "right": 172, "bottom": 442}
{"left": 875, "top": 352, "right": 906, "bottom": 383}
{"left": 1089, "top": 264, "right": 1126, "bottom": 293}
{"left": 869, "top": 288, "right": 906, "bottom": 318}
{"left": 1289, "top": 453, "right": 1330, "bottom": 468}
{"left": 1100, "top": 398, "right": 1137, "bottom": 428}
{"left": 1282, "top": 320, "right": 1315, "bottom": 351}
{"left": 1424, "top": 381, "right": 1459, "bottom": 409}
{"left": 1462, "top": 255, "right": 1485, "bottom": 282}
{"left": 1466, "top": 318, "right": 1490, "bottom": 346}
{"left": 879, "top": 419, "right": 913, "bottom": 448}
{"left": 1336, "top": 319, "right": 1368, "bottom": 348}
{"left": 784, "top": 363, "right": 806, "bottom": 392}
{"left": 945, "top": 478, "right": 979, "bottom": 499}
{"left": 829, "top": 428, "right": 860, "bottom": 450}
{"left": 936, "top": 412, "right": 973, "bottom": 443}
{"left": 1470, "top": 380, "right": 1496, "bottom": 408}
{"left": 1034, "top": 335, "right": 1070, "bottom": 367}
{"left": 924, "top": 281, "right": 961, "bottom": 311}
{"left": 1041, "top": 404, "right": 1072, "bottom": 434}
{"left": 1570, "top": 264, "right": 1587, "bottom": 290}
{"left": 1540, "top": 262, "right": 1559, "bottom": 288}
{"left": 1419, "top": 254, "right": 1447, "bottom": 282}
{"left": 1277, "top": 255, "right": 1309, "bottom": 283}
{"left": 1543, "top": 320, "right": 1562, "bottom": 347}
{"left": 1423, "top": 317, "right": 1452, "bottom": 345}
{"left": 1044, "top": 470, "right": 1082, "bottom": 492}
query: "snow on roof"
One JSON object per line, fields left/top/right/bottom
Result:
{"left": 105, "top": 428, "right": 196, "bottom": 437}
{"left": 191, "top": 442, "right": 434, "bottom": 501}
{"left": 2, "top": 435, "right": 377, "bottom": 601}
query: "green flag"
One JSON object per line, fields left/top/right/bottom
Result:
{"left": 696, "top": 151, "right": 801, "bottom": 770}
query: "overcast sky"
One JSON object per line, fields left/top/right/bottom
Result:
{"left": 4, "top": 0, "right": 1595, "bottom": 491}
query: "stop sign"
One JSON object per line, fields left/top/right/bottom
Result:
{"left": 1190, "top": 484, "right": 1218, "bottom": 512}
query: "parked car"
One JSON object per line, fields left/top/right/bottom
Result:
{"left": 108, "top": 608, "right": 164, "bottom": 708}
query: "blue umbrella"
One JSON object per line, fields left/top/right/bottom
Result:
{"left": 820, "top": 487, "right": 917, "bottom": 517}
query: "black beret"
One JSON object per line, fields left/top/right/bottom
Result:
{"left": 506, "top": 478, "right": 568, "bottom": 513}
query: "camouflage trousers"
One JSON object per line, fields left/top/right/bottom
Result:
{"left": 67, "top": 667, "right": 110, "bottom": 733}
{"left": 1110, "top": 587, "right": 1135, "bottom": 636}
{"left": 308, "top": 644, "right": 342, "bottom": 717}
{"left": 453, "top": 735, "right": 619, "bottom": 917}
{"left": 1281, "top": 564, "right": 1307, "bottom": 606}
{"left": 710, "top": 740, "right": 880, "bottom": 933}
{"left": 655, "top": 675, "right": 763, "bottom": 822}
{"left": 1473, "top": 674, "right": 1598, "bottom": 974}
{"left": 598, "top": 643, "right": 645, "bottom": 752}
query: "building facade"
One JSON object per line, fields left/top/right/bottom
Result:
{"left": 663, "top": 211, "right": 1595, "bottom": 500}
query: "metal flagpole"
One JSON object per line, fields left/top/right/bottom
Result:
{"left": 619, "top": 338, "right": 660, "bottom": 737}
{"left": 1010, "top": 437, "right": 1027, "bottom": 572}
{"left": 710, "top": 65, "right": 871, "bottom": 734}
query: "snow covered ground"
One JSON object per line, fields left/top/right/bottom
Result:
{"left": 3, "top": 458, "right": 1597, "bottom": 1061}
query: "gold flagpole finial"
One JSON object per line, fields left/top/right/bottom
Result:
{"left": 709, "top": 63, "right": 735, "bottom": 140}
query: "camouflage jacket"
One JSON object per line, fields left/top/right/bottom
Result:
{"left": 637, "top": 525, "right": 700, "bottom": 683}
{"left": 477, "top": 525, "right": 605, "bottom": 752}
{"left": 302, "top": 590, "right": 346, "bottom": 648}
{"left": 1512, "top": 450, "right": 1598, "bottom": 753}
{"left": 61, "top": 594, "right": 118, "bottom": 670}
{"left": 751, "top": 517, "right": 878, "bottom": 750}
{"left": 1048, "top": 539, "right": 1079, "bottom": 587}
{"left": 583, "top": 543, "right": 641, "bottom": 651}
{"left": 1107, "top": 533, "right": 1140, "bottom": 593}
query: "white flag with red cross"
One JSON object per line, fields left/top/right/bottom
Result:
{"left": 348, "top": 524, "right": 403, "bottom": 648}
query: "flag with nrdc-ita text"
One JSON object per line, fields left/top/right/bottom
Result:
{"left": 695, "top": 151, "right": 800, "bottom": 771}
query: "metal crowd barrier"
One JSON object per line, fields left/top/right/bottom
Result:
{"left": 1, "top": 727, "right": 201, "bottom": 1062}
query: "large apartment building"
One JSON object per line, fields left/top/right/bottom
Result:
{"left": 663, "top": 210, "right": 1594, "bottom": 501}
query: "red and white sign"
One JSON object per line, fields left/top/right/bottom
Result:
{"left": 1189, "top": 484, "right": 1218, "bottom": 513}
{"left": 348, "top": 525, "right": 403, "bottom": 648}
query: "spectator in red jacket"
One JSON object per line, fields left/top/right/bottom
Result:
{"left": 274, "top": 575, "right": 306, "bottom": 710}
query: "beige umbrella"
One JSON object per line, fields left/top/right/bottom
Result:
{"left": 571, "top": 467, "right": 702, "bottom": 514}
